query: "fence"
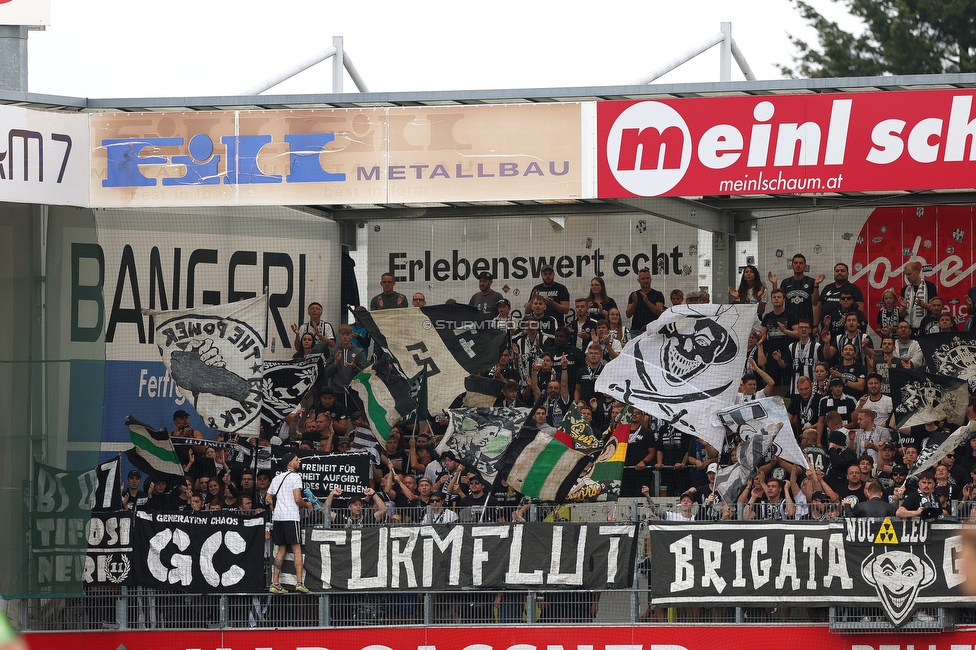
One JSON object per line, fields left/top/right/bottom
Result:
{"left": 17, "top": 496, "right": 975, "bottom": 633}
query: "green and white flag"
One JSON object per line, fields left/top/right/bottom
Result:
{"left": 351, "top": 354, "right": 417, "bottom": 445}
{"left": 500, "top": 430, "right": 593, "bottom": 503}
{"left": 125, "top": 416, "right": 184, "bottom": 480}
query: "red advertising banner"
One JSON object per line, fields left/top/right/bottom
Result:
{"left": 21, "top": 625, "right": 976, "bottom": 650}
{"left": 852, "top": 205, "right": 976, "bottom": 327}
{"left": 597, "top": 89, "right": 976, "bottom": 198}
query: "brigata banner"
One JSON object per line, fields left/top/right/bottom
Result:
{"left": 598, "top": 89, "right": 976, "bottom": 198}
{"left": 648, "top": 519, "right": 975, "bottom": 627}
{"left": 22, "top": 625, "right": 976, "bottom": 650}
{"left": 132, "top": 511, "right": 267, "bottom": 593}
{"left": 300, "top": 522, "right": 638, "bottom": 591}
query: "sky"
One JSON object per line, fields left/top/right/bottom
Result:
{"left": 22, "top": 0, "right": 867, "bottom": 100}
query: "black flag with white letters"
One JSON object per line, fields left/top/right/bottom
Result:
{"left": 358, "top": 305, "right": 508, "bottom": 413}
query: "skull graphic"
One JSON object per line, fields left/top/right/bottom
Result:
{"left": 658, "top": 316, "right": 738, "bottom": 386}
{"left": 861, "top": 547, "right": 936, "bottom": 626}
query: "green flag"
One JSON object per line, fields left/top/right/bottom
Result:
{"left": 501, "top": 430, "right": 593, "bottom": 503}
{"left": 125, "top": 416, "right": 184, "bottom": 480}
{"left": 351, "top": 354, "right": 417, "bottom": 445}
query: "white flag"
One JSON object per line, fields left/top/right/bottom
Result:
{"left": 596, "top": 303, "right": 758, "bottom": 449}
{"left": 147, "top": 294, "right": 267, "bottom": 437}
{"left": 714, "top": 397, "right": 810, "bottom": 469}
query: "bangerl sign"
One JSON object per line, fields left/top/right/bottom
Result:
{"left": 597, "top": 89, "right": 976, "bottom": 198}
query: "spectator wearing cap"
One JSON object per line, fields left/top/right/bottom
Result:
{"left": 325, "top": 487, "right": 387, "bottom": 527}
{"left": 527, "top": 264, "right": 571, "bottom": 324}
{"left": 804, "top": 490, "right": 840, "bottom": 521}
{"left": 470, "top": 272, "right": 504, "bottom": 317}
{"left": 436, "top": 450, "right": 466, "bottom": 505}
{"left": 290, "top": 301, "right": 335, "bottom": 352}
{"left": 933, "top": 485, "right": 953, "bottom": 517}
{"left": 408, "top": 437, "right": 443, "bottom": 484}
{"left": 458, "top": 473, "right": 495, "bottom": 521}
{"left": 875, "top": 440, "right": 898, "bottom": 483}
{"left": 817, "top": 377, "right": 858, "bottom": 441}
{"left": 422, "top": 491, "right": 459, "bottom": 524}
{"left": 680, "top": 462, "right": 723, "bottom": 520}
{"left": 880, "top": 462, "right": 908, "bottom": 504}
{"left": 122, "top": 470, "right": 149, "bottom": 511}
{"left": 172, "top": 408, "right": 206, "bottom": 463}
{"left": 492, "top": 298, "right": 517, "bottom": 344}
{"left": 824, "top": 424, "right": 857, "bottom": 493}
{"left": 513, "top": 315, "right": 552, "bottom": 389}
{"left": 626, "top": 267, "right": 665, "bottom": 333}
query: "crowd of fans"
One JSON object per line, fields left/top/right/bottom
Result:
{"left": 126, "top": 256, "right": 976, "bottom": 529}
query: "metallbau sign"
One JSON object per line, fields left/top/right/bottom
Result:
{"left": 89, "top": 104, "right": 582, "bottom": 207}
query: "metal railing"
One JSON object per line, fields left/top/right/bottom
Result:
{"left": 18, "top": 497, "right": 975, "bottom": 632}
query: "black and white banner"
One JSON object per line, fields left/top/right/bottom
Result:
{"left": 260, "top": 354, "right": 324, "bottom": 431}
{"left": 148, "top": 295, "right": 267, "bottom": 437}
{"left": 267, "top": 448, "right": 372, "bottom": 499}
{"left": 298, "top": 522, "right": 638, "bottom": 592}
{"left": 890, "top": 366, "right": 970, "bottom": 429}
{"left": 648, "top": 519, "right": 975, "bottom": 626}
{"left": 133, "top": 511, "right": 267, "bottom": 593}
{"left": 918, "top": 332, "right": 976, "bottom": 388}
{"left": 358, "top": 305, "right": 508, "bottom": 414}
{"left": 85, "top": 511, "right": 134, "bottom": 586}
{"left": 596, "top": 304, "right": 758, "bottom": 449}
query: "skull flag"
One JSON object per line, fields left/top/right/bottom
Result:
{"left": 596, "top": 304, "right": 759, "bottom": 451}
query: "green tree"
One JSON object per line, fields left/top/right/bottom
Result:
{"left": 781, "top": 0, "right": 976, "bottom": 78}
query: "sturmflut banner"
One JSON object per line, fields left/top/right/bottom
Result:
{"left": 300, "top": 522, "right": 638, "bottom": 592}
{"left": 648, "top": 519, "right": 975, "bottom": 626}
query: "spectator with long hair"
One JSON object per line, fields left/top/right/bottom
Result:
{"left": 729, "top": 264, "right": 766, "bottom": 316}
{"left": 606, "top": 307, "right": 630, "bottom": 345}
{"left": 585, "top": 276, "right": 617, "bottom": 322}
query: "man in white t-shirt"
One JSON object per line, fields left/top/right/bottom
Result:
{"left": 268, "top": 453, "right": 312, "bottom": 594}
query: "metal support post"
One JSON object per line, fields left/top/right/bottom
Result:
{"left": 332, "top": 36, "right": 344, "bottom": 93}
{"left": 719, "top": 22, "right": 732, "bottom": 82}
